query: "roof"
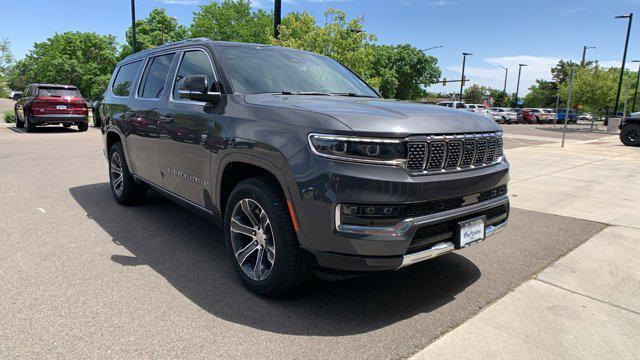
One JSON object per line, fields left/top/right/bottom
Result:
{"left": 30, "top": 83, "right": 77, "bottom": 89}
{"left": 119, "top": 38, "right": 297, "bottom": 64}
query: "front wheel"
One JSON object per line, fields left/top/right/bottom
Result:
{"left": 224, "top": 177, "right": 312, "bottom": 297}
{"left": 78, "top": 122, "right": 88, "bottom": 132}
{"left": 620, "top": 124, "right": 640, "bottom": 146}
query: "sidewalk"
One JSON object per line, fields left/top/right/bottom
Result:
{"left": 412, "top": 136, "right": 640, "bottom": 360}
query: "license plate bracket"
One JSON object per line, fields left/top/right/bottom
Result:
{"left": 56, "top": 105, "right": 67, "bottom": 110}
{"left": 456, "top": 216, "right": 486, "bottom": 249}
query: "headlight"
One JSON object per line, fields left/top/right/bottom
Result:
{"left": 308, "top": 134, "right": 406, "bottom": 165}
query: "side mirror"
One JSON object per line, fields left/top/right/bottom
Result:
{"left": 178, "top": 75, "right": 221, "bottom": 103}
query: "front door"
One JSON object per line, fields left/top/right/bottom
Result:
{"left": 157, "top": 49, "right": 218, "bottom": 209}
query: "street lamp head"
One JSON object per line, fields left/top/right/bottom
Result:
{"left": 463, "top": 52, "right": 473, "bottom": 56}
{"left": 518, "top": 64, "right": 527, "bottom": 67}
{"left": 615, "top": 14, "right": 631, "bottom": 19}
{"left": 497, "top": 65, "right": 507, "bottom": 70}
{"left": 632, "top": 60, "right": 640, "bottom": 63}
{"left": 422, "top": 45, "right": 443, "bottom": 51}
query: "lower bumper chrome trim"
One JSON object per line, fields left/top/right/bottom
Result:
{"left": 398, "top": 219, "right": 508, "bottom": 269}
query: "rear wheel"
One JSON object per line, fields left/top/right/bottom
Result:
{"left": 25, "top": 113, "right": 36, "bottom": 132}
{"left": 108, "top": 142, "right": 147, "bottom": 205}
{"left": 78, "top": 122, "right": 88, "bottom": 132}
{"left": 224, "top": 177, "right": 312, "bottom": 297}
{"left": 620, "top": 124, "right": 640, "bottom": 147}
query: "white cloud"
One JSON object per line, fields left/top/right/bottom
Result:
{"left": 429, "top": 0, "right": 458, "bottom": 6}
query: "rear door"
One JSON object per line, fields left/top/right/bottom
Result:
{"left": 110, "top": 59, "right": 163, "bottom": 184}
{"left": 157, "top": 48, "right": 219, "bottom": 209}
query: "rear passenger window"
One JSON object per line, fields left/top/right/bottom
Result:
{"left": 112, "top": 61, "right": 142, "bottom": 97}
{"left": 173, "top": 50, "right": 215, "bottom": 100}
{"left": 138, "top": 53, "right": 175, "bottom": 99}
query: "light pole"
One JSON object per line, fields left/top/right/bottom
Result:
{"left": 632, "top": 60, "right": 640, "bottom": 112}
{"left": 497, "top": 65, "right": 508, "bottom": 92}
{"left": 459, "top": 52, "right": 473, "bottom": 101}
{"left": 130, "top": 0, "right": 137, "bottom": 53}
{"left": 514, "top": 63, "right": 527, "bottom": 107}
{"left": 422, "top": 45, "right": 443, "bottom": 52}
{"left": 274, "top": 0, "right": 282, "bottom": 39}
{"left": 581, "top": 46, "right": 596, "bottom": 66}
{"left": 613, "top": 13, "right": 633, "bottom": 116}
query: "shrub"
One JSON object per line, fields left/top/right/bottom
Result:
{"left": 3, "top": 110, "right": 15, "bottom": 123}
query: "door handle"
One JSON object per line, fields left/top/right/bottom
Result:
{"left": 159, "top": 116, "right": 174, "bottom": 123}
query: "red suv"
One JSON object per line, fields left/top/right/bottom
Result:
{"left": 14, "top": 83, "right": 88, "bottom": 132}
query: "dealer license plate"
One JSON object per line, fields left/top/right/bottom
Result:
{"left": 56, "top": 105, "right": 66, "bottom": 110}
{"left": 458, "top": 217, "right": 485, "bottom": 248}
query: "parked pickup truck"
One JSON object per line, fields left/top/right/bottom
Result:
{"left": 101, "top": 38, "right": 510, "bottom": 296}
{"left": 14, "top": 83, "right": 89, "bottom": 132}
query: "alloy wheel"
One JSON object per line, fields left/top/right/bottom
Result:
{"left": 230, "top": 198, "right": 276, "bottom": 281}
{"left": 626, "top": 128, "right": 639, "bottom": 143}
{"left": 110, "top": 152, "right": 124, "bottom": 197}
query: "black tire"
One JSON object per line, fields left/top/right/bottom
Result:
{"left": 620, "top": 124, "right": 640, "bottom": 147}
{"left": 15, "top": 110, "right": 24, "bottom": 128}
{"left": 108, "top": 142, "right": 147, "bottom": 205}
{"left": 92, "top": 112, "right": 101, "bottom": 127}
{"left": 78, "top": 122, "right": 88, "bottom": 132}
{"left": 25, "top": 113, "right": 36, "bottom": 132}
{"left": 224, "top": 177, "right": 312, "bottom": 297}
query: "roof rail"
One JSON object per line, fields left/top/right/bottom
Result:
{"left": 122, "top": 38, "right": 211, "bottom": 61}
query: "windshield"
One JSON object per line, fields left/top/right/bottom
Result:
{"left": 220, "top": 46, "right": 379, "bottom": 97}
{"left": 38, "top": 87, "right": 82, "bottom": 98}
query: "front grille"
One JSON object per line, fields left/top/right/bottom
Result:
{"left": 405, "top": 132, "right": 503, "bottom": 175}
{"left": 404, "top": 185, "right": 507, "bottom": 219}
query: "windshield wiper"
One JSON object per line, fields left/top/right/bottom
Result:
{"left": 330, "top": 92, "right": 377, "bottom": 98}
{"left": 280, "top": 91, "right": 334, "bottom": 96}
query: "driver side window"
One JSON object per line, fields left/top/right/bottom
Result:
{"left": 173, "top": 50, "right": 216, "bottom": 101}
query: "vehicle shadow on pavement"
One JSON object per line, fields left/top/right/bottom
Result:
{"left": 69, "top": 183, "right": 481, "bottom": 336}
{"left": 7, "top": 126, "right": 79, "bottom": 134}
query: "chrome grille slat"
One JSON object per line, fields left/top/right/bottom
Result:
{"left": 405, "top": 133, "right": 503, "bottom": 175}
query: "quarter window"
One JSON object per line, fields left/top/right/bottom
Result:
{"left": 173, "top": 50, "right": 215, "bottom": 100}
{"left": 112, "top": 61, "right": 142, "bottom": 97}
{"left": 138, "top": 53, "right": 175, "bottom": 99}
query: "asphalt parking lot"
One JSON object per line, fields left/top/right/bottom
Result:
{"left": 0, "top": 124, "right": 609, "bottom": 359}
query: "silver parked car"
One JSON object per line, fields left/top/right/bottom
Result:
{"left": 486, "top": 107, "right": 517, "bottom": 124}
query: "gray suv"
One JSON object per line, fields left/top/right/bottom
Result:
{"left": 101, "top": 38, "right": 510, "bottom": 296}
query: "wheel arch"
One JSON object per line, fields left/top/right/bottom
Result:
{"left": 105, "top": 128, "right": 134, "bottom": 171}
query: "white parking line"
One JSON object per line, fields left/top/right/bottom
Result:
{"left": 37, "top": 208, "right": 46, "bottom": 213}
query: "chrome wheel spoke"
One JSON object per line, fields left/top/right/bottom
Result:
{"left": 254, "top": 247, "right": 265, "bottom": 280}
{"left": 230, "top": 218, "right": 256, "bottom": 238}
{"left": 266, "top": 244, "right": 275, "bottom": 264}
{"left": 236, "top": 241, "right": 258, "bottom": 266}
{"left": 240, "top": 199, "right": 260, "bottom": 228}
{"left": 113, "top": 176, "right": 123, "bottom": 190}
{"left": 259, "top": 210, "right": 270, "bottom": 230}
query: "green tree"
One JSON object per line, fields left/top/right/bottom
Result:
{"left": 272, "top": 9, "right": 379, "bottom": 88}
{"left": 489, "top": 89, "right": 510, "bottom": 107}
{"left": 371, "top": 44, "right": 440, "bottom": 100}
{"left": 551, "top": 59, "right": 594, "bottom": 83}
{"left": 524, "top": 79, "right": 558, "bottom": 108}
{"left": 7, "top": 32, "right": 118, "bottom": 99}
{"left": 463, "top": 84, "right": 486, "bottom": 103}
{"left": 122, "top": 8, "right": 190, "bottom": 57}
{"left": 190, "top": 0, "right": 271, "bottom": 44}
{"left": 0, "top": 38, "right": 15, "bottom": 97}
{"left": 558, "top": 65, "right": 618, "bottom": 117}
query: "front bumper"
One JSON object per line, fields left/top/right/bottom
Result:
{"left": 288, "top": 147, "right": 510, "bottom": 272}
{"left": 31, "top": 114, "right": 87, "bottom": 124}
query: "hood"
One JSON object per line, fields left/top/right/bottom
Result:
{"left": 244, "top": 94, "right": 501, "bottom": 137}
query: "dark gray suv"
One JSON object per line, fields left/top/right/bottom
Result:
{"left": 101, "top": 38, "right": 509, "bottom": 296}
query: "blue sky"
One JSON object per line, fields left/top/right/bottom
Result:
{"left": 2, "top": 0, "right": 639, "bottom": 95}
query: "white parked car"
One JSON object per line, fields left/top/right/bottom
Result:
{"left": 578, "top": 113, "right": 592, "bottom": 121}
{"left": 436, "top": 101, "right": 484, "bottom": 114}
{"left": 486, "top": 107, "right": 517, "bottom": 124}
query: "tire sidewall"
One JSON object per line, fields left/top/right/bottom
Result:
{"left": 621, "top": 124, "right": 640, "bottom": 146}
{"left": 223, "top": 181, "right": 294, "bottom": 294}
{"left": 108, "top": 143, "right": 127, "bottom": 203}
